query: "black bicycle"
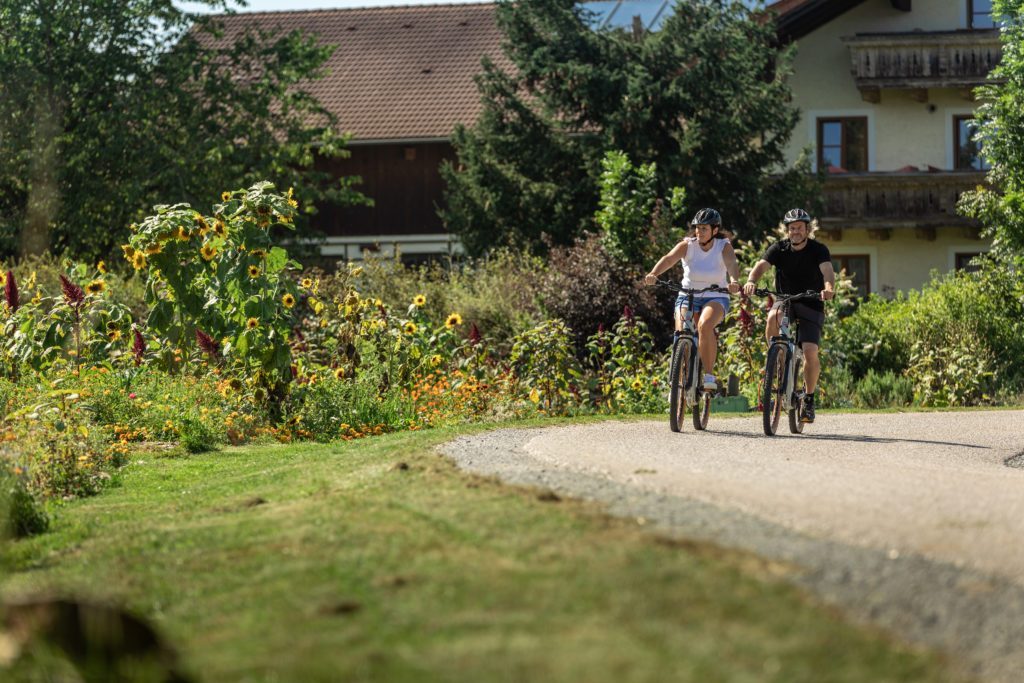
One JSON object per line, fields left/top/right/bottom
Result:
{"left": 752, "top": 288, "right": 821, "bottom": 436}
{"left": 654, "top": 281, "right": 727, "bottom": 432}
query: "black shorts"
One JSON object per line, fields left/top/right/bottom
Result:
{"left": 790, "top": 302, "right": 825, "bottom": 346}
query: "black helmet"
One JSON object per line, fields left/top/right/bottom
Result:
{"left": 783, "top": 208, "right": 812, "bottom": 225}
{"left": 690, "top": 208, "right": 722, "bottom": 226}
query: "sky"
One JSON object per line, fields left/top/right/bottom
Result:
{"left": 177, "top": 0, "right": 491, "bottom": 13}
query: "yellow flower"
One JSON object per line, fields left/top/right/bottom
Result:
{"left": 213, "top": 220, "right": 227, "bottom": 238}
{"left": 175, "top": 226, "right": 191, "bottom": 242}
{"left": 108, "top": 330, "right": 122, "bottom": 342}
{"left": 85, "top": 280, "right": 106, "bottom": 295}
{"left": 195, "top": 214, "right": 209, "bottom": 234}
{"left": 334, "top": 367, "right": 346, "bottom": 379}
{"left": 121, "top": 244, "right": 135, "bottom": 260}
{"left": 282, "top": 293, "right": 296, "bottom": 309}
{"left": 445, "top": 312, "right": 463, "bottom": 329}
{"left": 250, "top": 248, "right": 266, "bottom": 258}
{"left": 97, "top": 261, "right": 107, "bottom": 274}
{"left": 248, "top": 265, "right": 261, "bottom": 278}
{"left": 403, "top": 321, "right": 417, "bottom": 334}
{"left": 350, "top": 266, "right": 363, "bottom": 278}
{"left": 145, "top": 243, "right": 163, "bottom": 255}
{"left": 430, "top": 354, "right": 442, "bottom": 367}
{"left": 631, "top": 378, "right": 644, "bottom": 391}
{"left": 529, "top": 387, "right": 540, "bottom": 404}
{"left": 200, "top": 244, "right": 217, "bottom": 261}
{"left": 301, "top": 277, "right": 313, "bottom": 289}
{"left": 221, "top": 191, "right": 232, "bottom": 202}
{"left": 413, "top": 294, "right": 426, "bottom": 307}
{"left": 132, "top": 253, "right": 147, "bottom": 271}
{"left": 246, "top": 317, "right": 259, "bottom": 330}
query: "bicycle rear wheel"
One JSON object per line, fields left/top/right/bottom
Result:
{"left": 668, "top": 337, "right": 691, "bottom": 433}
{"left": 788, "top": 356, "right": 805, "bottom": 434}
{"left": 762, "top": 344, "right": 786, "bottom": 436}
{"left": 692, "top": 354, "right": 710, "bottom": 431}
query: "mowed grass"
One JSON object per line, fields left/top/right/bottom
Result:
{"left": 1, "top": 420, "right": 960, "bottom": 682}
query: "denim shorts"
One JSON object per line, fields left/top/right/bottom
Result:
{"left": 674, "top": 294, "right": 730, "bottom": 319}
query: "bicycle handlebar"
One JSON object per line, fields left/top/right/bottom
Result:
{"left": 650, "top": 280, "right": 729, "bottom": 295}
{"left": 751, "top": 288, "right": 822, "bottom": 303}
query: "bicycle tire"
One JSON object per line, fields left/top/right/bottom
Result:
{"left": 668, "top": 337, "right": 691, "bottom": 433}
{"left": 692, "top": 354, "right": 710, "bottom": 431}
{"left": 788, "top": 355, "right": 805, "bottom": 434}
{"left": 762, "top": 343, "right": 786, "bottom": 436}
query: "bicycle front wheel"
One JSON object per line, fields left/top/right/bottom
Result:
{"left": 762, "top": 344, "right": 786, "bottom": 436}
{"left": 668, "top": 337, "right": 691, "bottom": 433}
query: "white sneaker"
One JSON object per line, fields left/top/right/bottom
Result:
{"left": 702, "top": 374, "right": 717, "bottom": 390}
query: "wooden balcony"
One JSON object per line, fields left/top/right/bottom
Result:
{"left": 841, "top": 30, "right": 1001, "bottom": 102}
{"left": 819, "top": 170, "right": 985, "bottom": 239}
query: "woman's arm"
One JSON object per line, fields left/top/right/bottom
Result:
{"left": 722, "top": 242, "right": 741, "bottom": 293}
{"left": 643, "top": 241, "right": 688, "bottom": 285}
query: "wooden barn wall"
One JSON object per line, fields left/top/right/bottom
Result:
{"left": 314, "top": 141, "right": 456, "bottom": 237}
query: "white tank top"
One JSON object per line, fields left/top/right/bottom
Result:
{"left": 680, "top": 237, "right": 729, "bottom": 297}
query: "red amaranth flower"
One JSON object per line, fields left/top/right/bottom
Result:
{"left": 59, "top": 274, "right": 84, "bottom": 308}
{"left": 468, "top": 322, "right": 482, "bottom": 346}
{"left": 4, "top": 270, "right": 18, "bottom": 313}
{"left": 195, "top": 328, "right": 219, "bottom": 357}
{"left": 132, "top": 328, "right": 146, "bottom": 366}
{"left": 738, "top": 303, "right": 753, "bottom": 337}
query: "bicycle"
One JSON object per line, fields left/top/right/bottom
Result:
{"left": 751, "top": 288, "right": 821, "bottom": 436}
{"left": 653, "top": 281, "right": 727, "bottom": 432}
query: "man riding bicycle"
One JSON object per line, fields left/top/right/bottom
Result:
{"left": 644, "top": 208, "right": 741, "bottom": 391}
{"left": 742, "top": 208, "right": 835, "bottom": 423}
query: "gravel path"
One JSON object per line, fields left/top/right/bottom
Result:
{"left": 441, "top": 411, "right": 1024, "bottom": 682}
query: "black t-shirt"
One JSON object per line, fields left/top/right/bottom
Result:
{"left": 762, "top": 238, "right": 831, "bottom": 312}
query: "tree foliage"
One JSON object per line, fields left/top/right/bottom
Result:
{"left": 441, "top": 0, "right": 819, "bottom": 257}
{"left": 958, "top": 0, "right": 1024, "bottom": 254}
{"left": 0, "top": 0, "right": 366, "bottom": 260}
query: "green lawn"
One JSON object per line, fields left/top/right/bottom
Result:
{"left": 1, "top": 420, "right": 960, "bottom": 682}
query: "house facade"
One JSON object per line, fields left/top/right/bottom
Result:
{"left": 772, "top": 0, "right": 999, "bottom": 296}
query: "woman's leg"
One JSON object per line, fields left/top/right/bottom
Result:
{"left": 697, "top": 302, "right": 726, "bottom": 374}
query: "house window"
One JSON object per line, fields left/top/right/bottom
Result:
{"left": 817, "top": 118, "right": 868, "bottom": 173}
{"left": 968, "top": 0, "right": 994, "bottom": 28}
{"left": 831, "top": 254, "right": 870, "bottom": 297}
{"left": 955, "top": 252, "right": 984, "bottom": 272}
{"left": 954, "top": 115, "right": 990, "bottom": 170}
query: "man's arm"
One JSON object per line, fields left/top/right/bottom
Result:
{"left": 819, "top": 260, "right": 835, "bottom": 301}
{"left": 742, "top": 259, "right": 771, "bottom": 297}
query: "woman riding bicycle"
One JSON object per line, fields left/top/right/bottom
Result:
{"left": 643, "top": 208, "right": 741, "bottom": 391}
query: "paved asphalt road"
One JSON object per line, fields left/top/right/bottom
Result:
{"left": 443, "top": 410, "right": 1024, "bottom": 682}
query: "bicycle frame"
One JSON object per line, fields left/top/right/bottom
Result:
{"left": 661, "top": 282, "right": 726, "bottom": 405}
{"left": 769, "top": 302, "right": 803, "bottom": 413}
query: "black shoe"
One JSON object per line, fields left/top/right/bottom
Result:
{"left": 801, "top": 395, "right": 815, "bottom": 423}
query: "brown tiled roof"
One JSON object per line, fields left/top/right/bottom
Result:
{"left": 207, "top": 2, "right": 508, "bottom": 141}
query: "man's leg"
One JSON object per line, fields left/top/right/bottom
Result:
{"left": 765, "top": 308, "right": 781, "bottom": 342}
{"left": 802, "top": 342, "right": 820, "bottom": 393}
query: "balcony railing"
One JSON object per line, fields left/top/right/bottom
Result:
{"left": 841, "top": 30, "right": 1001, "bottom": 101}
{"left": 819, "top": 170, "right": 985, "bottom": 233}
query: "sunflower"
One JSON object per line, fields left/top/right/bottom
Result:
{"left": 248, "top": 265, "right": 261, "bottom": 278}
{"left": 301, "top": 277, "right": 313, "bottom": 289}
{"left": 132, "top": 253, "right": 147, "bottom": 271}
{"left": 143, "top": 243, "right": 162, "bottom": 256}
{"left": 175, "top": 226, "right": 191, "bottom": 242}
{"left": 445, "top": 312, "right": 463, "bottom": 329}
{"left": 282, "top": 293, "right": 296, "bottom": 309}
{"left": 97, "top": 261, "right": 107, "bottom": 274}
{"left": 213, "top": 220, "right": 227, "bottom": 238}
{"left": 107, "top": 330, "right": 122, "bottom": 342}
{"left": 630, "top": 378, "right": 644, "bottom": 391}
{"left": 250, "top": 248, "right": 266, "bottom": 259}
{"left": 334, "top": 367, "right": 346, "bottom": 380}
{"left": 229, "top": 378, "right": 244, "bottom": 391}
{"left": 121, "top": 244, "right": 135, "bottom": 259}
{"left": 200, "top": 244, "right": 217, "bottom": 261}
{"left": 221, "top": 191, "right": 232, "bottom": 202}
{"left": 253, "top": 387, "right": 268, "bottom": 402}
{"left": 403, "top": 321, "right": 417, "bottom": 334}
{"left": 246, "top": 317, "right": 259, "bottom": 330}
{"left": 85, "top": 280, "right": 106, "bottom": 295}
{"left": 195, "top": 214, "right": 209, "bottom": 235}
{"left": 106, "top": 320, "right": 118, "bottom": 331}
{"left": 412, "top": 294, "right": 427, "bottom": 307}
{"left": 430, "top": 354, "right": 443, "bottom": 367}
